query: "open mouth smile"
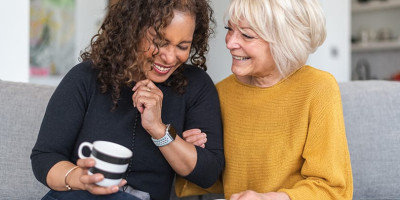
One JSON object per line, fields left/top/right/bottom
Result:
{"left": 152, "top": 63, "right": 173, "bottom": 74}
{"left": 233, "top": 55, "right": 250, "bottom": 61}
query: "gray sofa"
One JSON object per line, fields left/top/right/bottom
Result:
{"left": 1, "top": 79, "right": 400, "bottom": 200}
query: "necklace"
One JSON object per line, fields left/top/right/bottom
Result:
{"left": 123, "top": 110, "right": 139, "bottom": 191}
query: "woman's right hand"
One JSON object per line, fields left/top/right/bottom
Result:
{"left": 73, "top": 158, "right": 126, "bottom": 194}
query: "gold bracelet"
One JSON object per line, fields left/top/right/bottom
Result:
{"left": 64, "top": 166, "right": 79, "bottom": 191}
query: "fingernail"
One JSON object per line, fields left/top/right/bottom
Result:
{"left": 112, "top": 186, "right": 119, "bottom": 192}
{"left": 96, "top": 174, "right": 103, "bottom": 181}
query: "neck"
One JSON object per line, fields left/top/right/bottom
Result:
{"left": 236, "top": 71, "right": 283, "bottom": 88}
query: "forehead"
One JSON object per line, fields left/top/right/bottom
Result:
{"left": 229, "top": 19, "right": 256, "bottom": 35}
{"left": 146, "top": 11, "right": 195, "bottom": 39}
{"left": 165, "top": 11, "right": 195, "bottom": 38}
{"left": 230, "top": 19, "right": 250, "bottom": 28}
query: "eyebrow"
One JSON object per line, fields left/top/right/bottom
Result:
{"left": 165, "top": 39, "right": 192, "bottom": 45}
{"left": 227, "top": 21, "right": 253, "bottom": 31}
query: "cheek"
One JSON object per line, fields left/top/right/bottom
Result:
{"left": 176, "top": 50, "right": 191, "bottom": 65}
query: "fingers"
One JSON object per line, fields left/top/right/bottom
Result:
{"left": 132, "top": 79, "right": 162, "bottom": 96}
{"left": 132, "top": 79, "right": 163, "bottom": 111}
{"left": 184, "top": 131, "right": 207, "bottom": 143}
{"left": 76, "top": 158, "right": 121, "bottom": 195}
{"left": 79, "top": 172, "right": 104, "bottom": 185}
{"left": 182, "top": 129, "right": 201, "bottom": 138}
{"left": 118, "top": 179, "right": 128, "bottom": 187}
{"left": 85, "top": 183, "right": 120, "bottom": 195}
{"left": 182, "top": 129, "right": 207, "bottom": 148}
{"left": 230, "top": 193, "right": 240, "bottom": 200}
{"left": 76, "top": 158, "right": 95, "bottom": 168}
{"left": 132, "top": 79, "right": 151, "bottom": 91}
{"left": 230, "top": 190, "right": 265, "bottom": 200}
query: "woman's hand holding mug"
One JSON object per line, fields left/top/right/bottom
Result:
{"left": 75, "top": 158, "right": 126, "bottom": 195}
{"left": 76, "top": 141, "right": 132, "bottom": 195}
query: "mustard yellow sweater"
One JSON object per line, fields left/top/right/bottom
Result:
{"left": 216, "top": 66, "right": 353, "bottom": 200}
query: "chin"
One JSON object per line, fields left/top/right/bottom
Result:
{"left": 147, "top": 74, "right": 170, "bottom": 83}
{"left": 231, "top": 66, "right": 244, "bottom": 76}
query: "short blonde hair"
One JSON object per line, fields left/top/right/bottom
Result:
{"left": 226, "top": 0, "right": 326, "bottom": 77}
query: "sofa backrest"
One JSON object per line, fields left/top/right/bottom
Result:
{"left": 1, "top": 79, "right": 400, "bottom": 200}
{"left": 339, "top": 80, "right": 400, "bottom": 199}
{"left": 0, "top": 80, "right": 55, "bottom": 199}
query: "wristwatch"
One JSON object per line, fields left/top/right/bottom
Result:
{"left": 151, "top": 124, "right": 177, "bottom": 147}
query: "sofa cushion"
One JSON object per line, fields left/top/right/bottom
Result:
{"left": 339, "top": 80, "right": 400, "bottom": 199}
{"left": 0, "top": 80, "right": 55, "bottom": 199}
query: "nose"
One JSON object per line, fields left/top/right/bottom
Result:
{"left": 226, "top": 32, "right": 241, "bottom": 50}
{"left": 159, "top": 45, "right": 176, "bottom": 65}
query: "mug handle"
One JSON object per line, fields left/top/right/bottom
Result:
{"left": 78, "top": 142, "right": 93, "bottom": 159}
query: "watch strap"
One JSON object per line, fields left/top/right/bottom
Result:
{"left": 152, "top": 124, "right": 176, "bottom": 147}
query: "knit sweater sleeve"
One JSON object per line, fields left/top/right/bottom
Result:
{"left": 279, "top": 74, "right": 353, "bottom": 200}
{"left": 30, "top": 62, "right": 95, "bottom": 187}
{"left": 179, "top": 66, "right": 224, "bottom": 188}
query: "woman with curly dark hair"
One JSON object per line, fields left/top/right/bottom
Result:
{"left": 31, "top": 0, "right": 224, "bottom": 199}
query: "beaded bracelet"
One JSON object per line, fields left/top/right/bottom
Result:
{"left": 64, "top": 166, "right": 79, "bottom": 190}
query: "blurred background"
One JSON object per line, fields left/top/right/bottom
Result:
{"left": 1, "top": 0, "right": 399, "bottom": 85}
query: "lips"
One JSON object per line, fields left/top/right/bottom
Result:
{"left": 152, "top": 63, "right": 173, "bottom": 74}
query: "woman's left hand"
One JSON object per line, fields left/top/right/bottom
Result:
{"left": 132, "top": 79, "right": 165, "bottom": 137}
{"left": 230, "top": 190, "right": 290, "bottom": 200}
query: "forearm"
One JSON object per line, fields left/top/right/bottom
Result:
{"left": 159, "top": 136, "right": 197, "bottom": 176}
{"left": 46, "top": 161, "right": 85, "bottom": 191}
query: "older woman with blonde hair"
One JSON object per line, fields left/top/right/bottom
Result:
{"left": 184, "top": 0, "right": 353, "bottom": 199}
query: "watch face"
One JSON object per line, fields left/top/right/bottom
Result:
{"left": 151, "top": 124, "right": 177, "bottom": 147}
{"left": 168, "top": 125, "right": 177, "bottom": 140}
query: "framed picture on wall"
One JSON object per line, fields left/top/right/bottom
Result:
{"left": 30, "top": 0, "right": 76, "bottom": 77}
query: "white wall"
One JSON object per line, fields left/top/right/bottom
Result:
{"left": 207, "top": 0, "right": 231, "bottom": 83}
{"left": 0, "top": 0, "right": 30, "bottom": 82}
{"left": 0, "top": 0, "right": 107, "bottom": 85}
{"left": 1, "top": 1, "right": 350, "bottom": 84}
{"left": 207, "top": 0, "right": 351, "bottom": 83}
{"left": 30, "top": 0, "right": 108, "bottom": 86}
{"left": 308, "top": 0, "right": 351, "bottom": 82}
{"left": 75, "top": 0, "right": 108, "bottom": 61}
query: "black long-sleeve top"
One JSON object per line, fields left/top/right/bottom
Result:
{"left": 31, "top": 61, "right": 224, "bottom": 200}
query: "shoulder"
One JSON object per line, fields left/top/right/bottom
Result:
{"left": 182, "top": 64, "right": 212, "bottom": 82}
{"left": 292, "top": 66, "right": 342, "bottom": 106}
{"left": 180, "top": 64, "right": 219, "bottom": 101}
{"left": 64, "top": 61, "right": 96, "bottom": 79}
{"left": 182, "top": 64, "right": 215, "bottom": 88}
{"left": 216, "top": 75, "right": 235, "bottom": 91}
{"left": 61, "top": 61, "right": 97, "bottom": 85}
{"left": 56, "top": 60, "right": 98, "bottom": 94}
{"left": 295, "top": 66, "right": 340, "bottom": 92}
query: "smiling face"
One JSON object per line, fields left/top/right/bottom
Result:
{"left": 140, "top": 10, "right": 195, "bottom": 83}
{"left": 225, "top": 20, "right": 281, "bottom": 86}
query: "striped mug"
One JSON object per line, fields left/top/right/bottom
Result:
{"left": 78, "top": 141, "right": 132, "bottom": 187}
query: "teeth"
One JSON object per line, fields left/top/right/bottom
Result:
{"left": 152, "top": 63, "right": 170, "bottom": 72}
{"left": 233, "top": 56, "right": 249, "bottom": 61}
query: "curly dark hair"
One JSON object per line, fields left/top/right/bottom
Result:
{"left": 80, "top": 0, "right": 215, "bottom": 108}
